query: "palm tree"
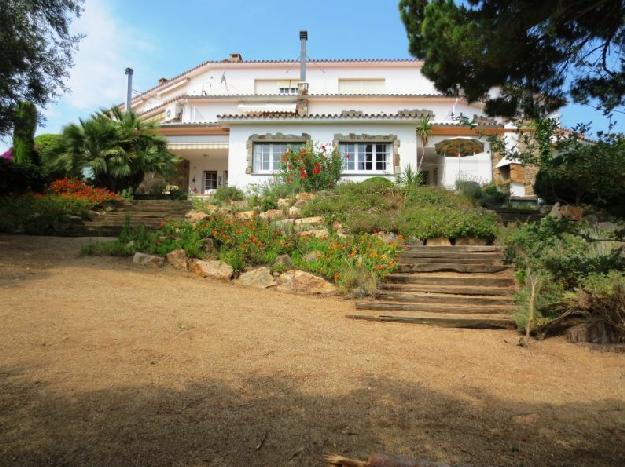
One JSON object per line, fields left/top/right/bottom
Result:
{"left": 59, "top": 109, "right": 180, "bottom": 192}
{"left": 415, "top": 115, "right": 433, "bottom": 173}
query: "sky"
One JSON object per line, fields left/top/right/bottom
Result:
{"left": 2, "top": 0, "right": 621, "bottom": 147}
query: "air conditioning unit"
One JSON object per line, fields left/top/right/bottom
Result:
{"left": 164, "top": 102, "right": 183, "bottom": 122}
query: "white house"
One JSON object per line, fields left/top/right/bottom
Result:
{"left": 129, "top": 31, "right": 533, "bottom": 197}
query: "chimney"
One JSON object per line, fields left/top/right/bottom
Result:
{"left": 228, "top": 52, "right": 243, "bottom": 63}
{"left": 299, "top": 30, "right": 307, "bottom": 82}
{"left": 158, "top": 77, "right": 168, "bottom": 86}
{"left": 124, "top": 67, "right": 133, "bottom": 111}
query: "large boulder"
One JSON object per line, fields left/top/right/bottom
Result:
{"left": 277, "top": 270, "right": 337, "bottom": 295}
{"left": 277, "top": 197, "right": 293, "bottom": 208}
{"left": 294, "top": 216, "right": 323, "bottom": 225}
{"left": 133, "top": 252, "right": 164, "bottom": 268}
{"left": 236, "top": 267, "right": 276, "bottom": 289}
{"left": 296, "top": 192, "right": 316, "bottom": 202}
{"left": 426, "top": 237, "right": 451, "bottom": 246}
{"left": 190, "top": 259, "right": 233, "bottom": 280}
{"left": 166, "top": 248, "right": 188, "bottom": 270}
{"left": 288, "top": 206, "right": 302, "bottom": 218}
{"left": 297, "top": 229, "right": 329, "bottom": 239}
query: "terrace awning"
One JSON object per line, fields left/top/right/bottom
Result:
{"left": 435, "top": 138, "right": 484, "bottom": 157}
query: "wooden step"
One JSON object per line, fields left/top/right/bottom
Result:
{"left": 379, "top": 283, "right": 515, "bottom": 296}
{"left": 375, "top": 291, "right": 513, "bottom": 305}
{"left": 347, "top": 310, "right": 515, "bottom": 329}
{"left": 384, "top": 273, "right": 515, "bottom": 287}
{"left": 397, "top": 263, "right": 509, "bottom": 274}
{"left": 399, "top": 250, "right": 503, "bottom": 260}
{"left": 355, "top": 301, "right": 514, "bottom": 314}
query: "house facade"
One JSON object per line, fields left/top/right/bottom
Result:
{"left": 129, "top": 32, "right": 535, "bottom": 197}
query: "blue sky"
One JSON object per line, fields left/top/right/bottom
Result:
{"left": 2, "top": 0, "right": 620, "bottom": 147}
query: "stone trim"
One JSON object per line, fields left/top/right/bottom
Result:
{"left": 246, "top": 133, "right": 311, "bottom": 174}
{"left": 332, "top": 133, "right": 401, "bottom": 174}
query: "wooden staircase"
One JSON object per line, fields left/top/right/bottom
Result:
{"left": 347, "top": 245, "right": 516, "bottom": 329}
{"left": 71, "top": 200, "right": 192, "bottom": 236}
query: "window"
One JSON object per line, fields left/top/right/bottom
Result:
{"left": 253, "top": 142, "right": 304, "bottom": 173}
{"left": 204, "top": 171, "right": 218, "bottom": 192}
{"left": 279, "top": 87, "right": 298, "bottom": 95}
{"left": 254, "top": 79, "right": 299, "bottom": 95}
{"left": 339, "top": 143, "right": 390, "bottom": 172}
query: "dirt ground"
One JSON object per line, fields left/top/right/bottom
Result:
{"left": 0, "top": 235, "right": 624, "bottom": 466}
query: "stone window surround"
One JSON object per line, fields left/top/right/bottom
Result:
{"left": 332, "top": 133, "right": 400, "bottom": 175}
{"left": 246, "top": 133, "right": 311, "bottom": 175}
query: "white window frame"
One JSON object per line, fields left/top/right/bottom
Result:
{"left": 339, "top": 142, "right": 391, "bottom": 174}
{"left": 203, "top": 170, "right": 218, "bottom": 193}
{"left": 252, "top": 142, "right": 304, "bottom": 174}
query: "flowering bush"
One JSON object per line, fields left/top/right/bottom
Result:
{"left": 280, "top": 144, "right": 342, "bottom": 191}
{"left": 49, "top": 178, "right": 122, "bottom": 205}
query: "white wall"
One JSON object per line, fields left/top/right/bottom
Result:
{"left": 427, "top": 135, "right": 493, "bottom": 189}
{"left": 227, "top": 123, "right": 418, "bottom": 190}
{"left": 183, "top": 152, "right": 228, "bottom": 195}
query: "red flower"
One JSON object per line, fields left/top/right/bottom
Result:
{"left": 312, "top": 162, "right": 321, "bottom": 175}
{"left": 299, "top": 168, "right": 307, "bottom": 179}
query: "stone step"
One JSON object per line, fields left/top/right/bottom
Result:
{"left": 404, "top": 245, "right": 502, "bottom": 252}
{"left": 355, "top": 301, "right": 514, "bottom": 314}
{"left": 397, "top": 263, "right": 510, "bottom": 274}
{"left": 384, "top": 273, "right": 515, "bottom": 287}
{"left": 399, "top": 250, "right": 504, "bottom": 260}
{"left": 379, "top": 283, "right": 515, "bottom": 296}
{"left": 398, "top": 256, "right": 502, "bottom": 265}
{"left": 375, "top": 291, "right": 513, "bottom": 306}
{"left": 346, "top": 310, "right": 515, "bottom": 329}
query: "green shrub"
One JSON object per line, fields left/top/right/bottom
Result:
{"left": 456, "top": 180, "right": 482, "bottom": 201}
{"left": 574, "top": 272, "right": 625, "bottom": 339}
{"left": 0, "top": 194, "right": 93, "bottom": 234}
{"left": 213, "top": 186, "right": 245, "bottom": 203}
{"left": 360, "top": 176, "right": 394, "bottom": 192}
{"left": 0, "top": 159, "right": 47, "bottom": 195}
{"left": 280, "top": 144, "right": 342, "bottom": 191}
{"left": 81, "top": 239, "right": 136, "bottom": 256}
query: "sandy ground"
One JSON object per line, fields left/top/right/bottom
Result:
{"left": 0, "top": 235, "right": 624, "bottom": 466}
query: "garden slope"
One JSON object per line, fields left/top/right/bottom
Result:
{"left": 0, "top": 235, "right": 624, "bottom": 466}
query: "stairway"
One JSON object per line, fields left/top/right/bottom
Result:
{"left": 73, "top": 200, "right": 192, "bottom": 236}
{"left": 347, "top": 245, "right": 516, "bottom": 329}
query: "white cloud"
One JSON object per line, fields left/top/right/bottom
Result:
{"left": 65, "top": 0, "right": 153, "bottom": 109}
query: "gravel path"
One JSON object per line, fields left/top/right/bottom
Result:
{"left": 1, "top": 235, "right": 624, "bottom": 466}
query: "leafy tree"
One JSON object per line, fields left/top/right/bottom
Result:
{"left": 0, "top": 0, "right": 83, "bottom": 135}
{"left": 12, "top": 101, "right": 39, "bottom": 165}
{"left": 60, "top": 108, "right": 181, "bottom": 192}
{"left": 35, "top": 133, "right": 68, "bottom": 178}
{"left": 399, "top": 0, "right": 625, "bottom": 117}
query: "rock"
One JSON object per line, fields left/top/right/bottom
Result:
{"left": 303, "top": 250, "right": 323, "bottom": 262}
{"left": 296, "top": 192, "right": 316, "bottom": 202}
{"left": 166, "top": 249, "right": 188, "bottom": 270}
{"left": 332, "top": 220, "right": 343, "bottom": 231}
{"left": 274, "top": 254, "right": 293, "bottom": 269}
{"left": 297, "top": 229, "right": 329, "bottom": 239}
{"left": 550, "top": 202, "right": 583, "bottom": 221}
{"left": 259, "top": 209, "right": 284, "bottom": 220}
{"left": 288, "top": 206, "right": 302, "bottom": 218}
{"left": 235, "top": 210, "right": 256, "bottom": 220}
{"left": 294, "top": 216, "right": 324, "bottom": 225}
{"left": 190, "top": 259, "right": 233, "bottom": 280}
{"left": 277, "top": 270, "right": 337, "bottom": 295}
{"left": 235, "top": 267, "right": 276, "bottom": 289}
{"left": 455, "top": 237, "right": 487, "bottom": 246}
{"left": 186, "top": 210, "right": 208, "bottom": 223}
{"left": 277, "top": 198, "right": 292, "bottom": 208}
{"left": 133, "top": 252, "right": 164, "bottom": 268}
{"left": 202, "top": 237, "right": 215, "bottom": 253}
{"left": 426, "top": 237, "right": 451, "bottom": 246}
{"left": 293, "top": 199, "right": 308, "bottom": 209}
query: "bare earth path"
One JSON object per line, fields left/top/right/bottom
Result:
{"left": 0, "top": 235, "right": 624, "bottom": 466}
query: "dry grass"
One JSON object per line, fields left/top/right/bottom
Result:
{"left": 0, "top": 235, "right": 624, "bottom": 466}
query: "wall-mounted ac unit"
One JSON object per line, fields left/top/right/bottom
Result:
{"left": 164, "top": 102, "right": 183, "bottom": 122}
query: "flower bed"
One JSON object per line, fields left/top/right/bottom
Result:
{"left": 49, "top": 178, "right": 122, "bottom": 205}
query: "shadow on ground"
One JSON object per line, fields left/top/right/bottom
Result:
{"left": 1, "top": 366, "right": 623, "bottom": 466}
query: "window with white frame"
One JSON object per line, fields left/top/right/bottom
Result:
{"left": 203, "top": 171, "right": 218, "bottom": 192}
{"left": 252, "top": 142, "right": 304, "bottom": 173}
{"left": 279, "top": 87, "right": 299, "bottom": 95}
{"left": 339, "top": 143, "right": 390, "bottom": 172}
